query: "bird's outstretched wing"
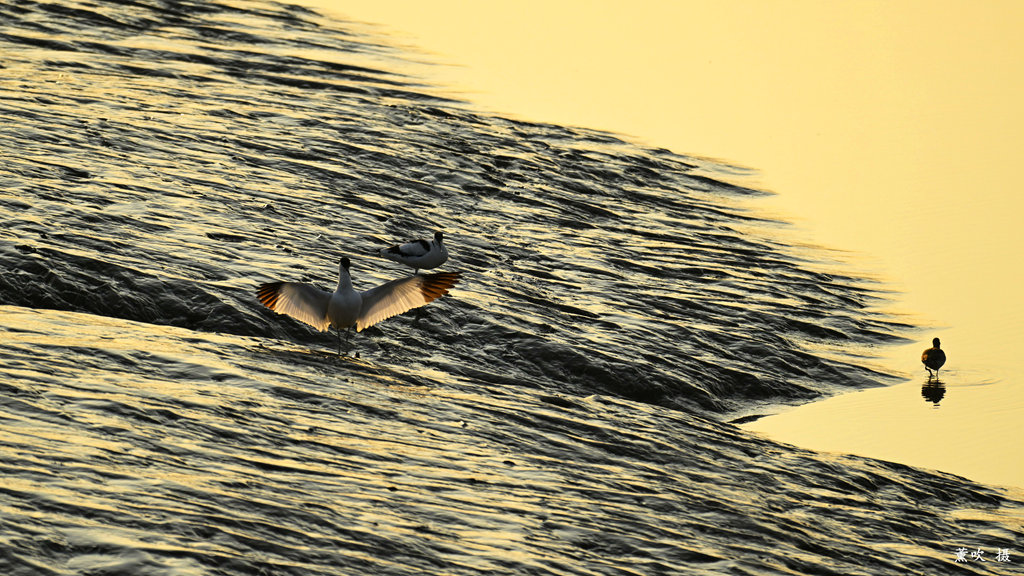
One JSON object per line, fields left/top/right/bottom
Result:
{"left": 257, "top": 282, "right": 333, "bottom": 332}
{"left": 357, "top": 272, "right": 459, "bottom": 331}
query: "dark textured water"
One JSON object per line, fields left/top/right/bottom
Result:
{"left": 1, "top": 1, "right": 1021, "bottom": 574}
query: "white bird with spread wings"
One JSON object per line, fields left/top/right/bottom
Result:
{"left": 257, "top": 256, "right": 459, "bottom": 353}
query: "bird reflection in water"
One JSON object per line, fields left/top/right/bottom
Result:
{"left": 920, "top": 337, "right": 947, "bottom": 406}
{"left": 921, "top": 380, "right": 946, "bottom": 405}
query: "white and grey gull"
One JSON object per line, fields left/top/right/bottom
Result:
{"left": 257, "top": 256, "right": 459, "bottom": 353}
{"left": 379, "top": 230, "right": 448, "bottom": 274}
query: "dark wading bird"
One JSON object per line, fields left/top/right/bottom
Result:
{"left": 379, "top": 230, "right": 449, "bottom": 274}
{"left": 257, "top": 257, "right": 459, "bottom": 354}
{"left": 921, "top": 337, "right": 947, "bottom": 380}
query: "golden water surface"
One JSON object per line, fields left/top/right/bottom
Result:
{"left": 302, "top": 0, "right": 1023, "bottom": 488}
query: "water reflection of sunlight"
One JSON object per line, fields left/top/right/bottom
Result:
{"left": 743, "top": 357, "right": 1024, "bottom": 488}
{"left": 293, "top": 0, "right": 1023, "bottom": 488}
{"left": 299, "top": 0, "right": 1023, "bottom": 378}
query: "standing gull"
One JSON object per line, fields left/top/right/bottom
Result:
{"left": 921, "top": 337, "right": 947, "bottom": 380}
{"left": 379, "top": 231, "right": 448, "bottom": 274}
{"left": 257, "top": 257, "right": 459, "bottom": 353}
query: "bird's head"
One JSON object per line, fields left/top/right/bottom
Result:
{"left": 340, "top": 257, "right": 351, "bottom": 272}
{"left": 434, "top": 231, "right": 444, "bottom": 242}
{"left": 932, "top": 337, "right": 941, "bottom": 348}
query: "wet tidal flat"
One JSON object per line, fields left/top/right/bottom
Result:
{"left": 0, "top": 1, "right": 1021, "bottom": 574}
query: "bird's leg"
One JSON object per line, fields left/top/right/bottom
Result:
{"left": 335, "top": 327, "right": 354, "bottom": 356}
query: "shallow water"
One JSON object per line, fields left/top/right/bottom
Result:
{"left": 321, "top": 0, "right": 1024, "bottom": 495}
{"left": 1, "top": 1, "right": 1022, "bottom": 574}
{"left": 743, "top": 337, "right": 1024, "bottom": 489}
{"left": 4, "top": 307, "right": 1022, "bottom": 575}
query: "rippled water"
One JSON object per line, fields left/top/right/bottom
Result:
{"left": 2, "top": 1, "right": 1022, "bottom": 574}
